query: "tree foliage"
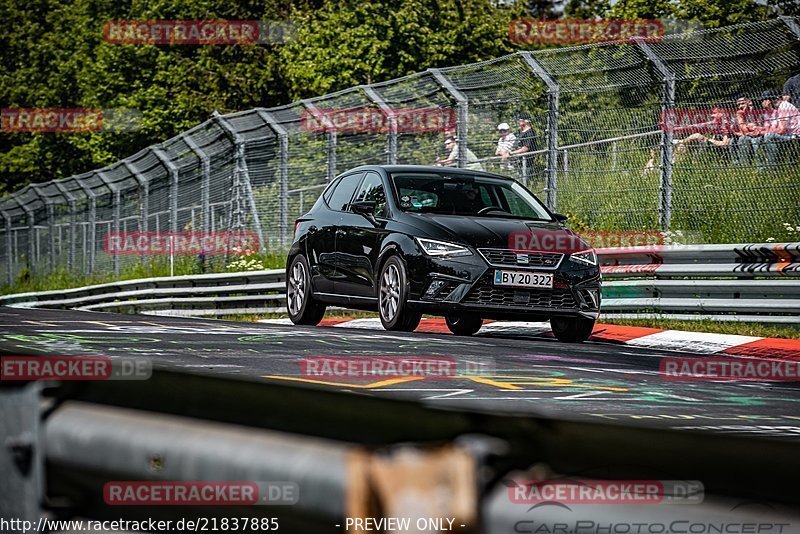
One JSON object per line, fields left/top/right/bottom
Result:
{"left": 0, "top": 0, "right": 792, "bottom": 194}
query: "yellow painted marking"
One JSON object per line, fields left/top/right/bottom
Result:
{"left": 85, "top": 321, "right": 116, "bottom": 327}
{"left": 23, "top": 320, "right": 58, "bottom": 327}
{"left": 261, "top": 375, "right": 425, "bottom": 389}
{"left": 467, "top": 375, "right": 628, "bottom": 392}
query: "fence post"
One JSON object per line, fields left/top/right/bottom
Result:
{"left": 2, "top": 209, "right": 12, "bottom": 286}
{"left": 257, "top": 110, "right": 290, "bottom": 246}
{"left": 153, "top": 147, "right": 180, "bottom": 234}
{"left": 303, "top": 100, "right": 337, "bottom": 181}
{"left": 362, "top": 85, "right": 398, "bottom": 164}
{"left": 31, "top": 184, "right": 56, "bottom": 273}
{"left": 123, "top": 160, "right": 149, "bottom": 234}
{"left": 429, "top": 69, "right": 468, "bottom": 168}
{"left": 13, "top": 192, "right": 37, "bottom": 276}
{"left": 637, "top": 41, "right": 675, "bottom": 231}
{"left": 53, "top": 181, "right": 77, "bottom": 273}
{"left": 521, "top": 52, "right": 559, "bottom": 210}
{"left": 183, "top": 134, "right": 210, "bottom": 233}
{"left": 96, "top": 171, "right": 121, "bottom": 276}
{"left": 74, "top": 180, "right": 97, "bottom": 275}
{"left": 215, "top": 113, "right": 266, "bottom": 252}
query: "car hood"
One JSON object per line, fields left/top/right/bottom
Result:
{"left": 403, "top": 213, "right": 591, "bottom": 253}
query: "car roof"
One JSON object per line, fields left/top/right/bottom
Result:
{"left": 339, "top": 164, "right": 514, "bottom": 181}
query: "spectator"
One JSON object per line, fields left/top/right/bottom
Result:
{"left": 495, "top": 122, "right": 517, "bottom": 161}
{"left": 435, "top": 136, "right": 482, "bottom": 170}
{"left": 783, "top": 73, "right": 800, "bottom": 107}
{"left": 673, "top": 105, "right": 733, "bottom": 159}
{"left": 733, "top": 96, "right": 762, "bottom": 164}
{"left": 508, "top": 113, "right": 538, "bottom": 182}
{"left": 763, "top": 90, "right": 800, "bottom": 166}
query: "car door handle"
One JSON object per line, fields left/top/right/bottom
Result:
{"left": 308, "top": 225, "right": 318, "bottom": 234}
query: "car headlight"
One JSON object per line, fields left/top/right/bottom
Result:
{"left": 415, "top": 237, "right": 472, "bottom": 257}
{"left": 570, "top": 249, "right": 597, "bottom": 266}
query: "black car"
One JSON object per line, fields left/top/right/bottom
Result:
{"left": 286, "top": 165, "right": 601, "bottom": 342}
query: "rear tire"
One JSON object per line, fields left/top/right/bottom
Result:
{"left": 287, "top": 254, "right": 326, "bottom": 326}
{"left": 378, "top": 255, "right": 422, "bottom": 331}
{"left": 445, "top": 314, "right": 483, "bottom": 336}
{"left": 550, "top": 316, "right": 595, "bottom": 343}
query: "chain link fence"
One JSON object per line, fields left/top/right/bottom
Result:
{"left": 2, "top": 17, "right": 799, "bottom": 287}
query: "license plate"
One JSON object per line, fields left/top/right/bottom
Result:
{"left": 494, "top": 270, "right": 553, "bottom": 289}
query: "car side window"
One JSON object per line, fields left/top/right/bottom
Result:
{"left": 352, "top": 172, "right": 388, "bottom": 217}
{"left": 325, "top": 173, "right": 363, "bottom": 211}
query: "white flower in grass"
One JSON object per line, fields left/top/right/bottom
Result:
{"left": 766, "top": 237, "right": 776, "bottom": 242}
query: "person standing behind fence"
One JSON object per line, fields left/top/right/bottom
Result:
{"left": 763, "top": 90, "right": 800, "bottom": 167}
{"left": 507, "top": 113, "right": 538, "bottom": 184}
{"left": 495, "top": 122, "right": 517, "bottom": 172}
{"left": 783, "top": 73, "right": 800, "bottom": 107}
{"left": 734, "top": 97, "right": 762, "bottom": 165}
{"left": 435, "top": 136, "right": 482, "bottom": 170}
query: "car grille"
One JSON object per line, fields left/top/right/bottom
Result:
{"left": 478, "top": 248, "right": 563, "bottom": 269}
{"left": 463, "top": 284, "right": 578, "bottom": 310}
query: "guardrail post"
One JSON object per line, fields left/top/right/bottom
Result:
{"left": 96, "top": 170, "right": 121, "bottom": 277}
{"left": 362, "top": 85, "right": 398, "bottom": 164}
{"left": 153, "top": 147, "right": 180, "bottom": 234}
{"left": 429, "top": 69, "right": 468, "bottom": 168}
{"left": 637, "top": 41, "right": 675, "bottom": 231}
{"left": 0, "top": 383, "right": 44, "bottom": 521}
{"left": 521, "top": 52, "right": 559, "bottom": 209}
{"left": 53, "top": 181, "right": 77, "bottom": 273}
{"left": 257, "top": 110, "right": 290, "bottom": 245}
{"left": 183, "top": 134, "right": 210, "bottom": 233}
{"left": 303, "top": 101, "right": 337, "bottom": 180}
{"left": 215, "top": 113, "right": 266, "bottom": 252}
{"left": 2, "top": 209, "right": 13, "bottom": 286}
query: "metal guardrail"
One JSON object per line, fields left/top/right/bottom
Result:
{"left": 6, "top": 367, "right": 800, "bottom": 529}
{"left": 2, "top": 243, "right": 799, "bottom": 321}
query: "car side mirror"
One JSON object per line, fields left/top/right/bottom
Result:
{"left": 350, "top": 201, "right": 381, "bottom": 226}
{"left": 350, "top": 200, "right": 376, "bottom": 216}
{"left": 553, "top": 212, "right": 569, "bottom": 223}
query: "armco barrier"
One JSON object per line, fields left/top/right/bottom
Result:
{"left": 2, "top": 243, "right": 799, "bottom": 321}
{"left": 6, "top": 367, "right": 800, "bottom": 529}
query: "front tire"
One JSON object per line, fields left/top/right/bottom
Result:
{"left": 550, "top": 316, "right": 595, "bottom": 343}
{"left": 445, "top": 314, "right": 483, "bottom": 336}
{"left": 287, "top": 254, "right": 326, "bottom": 325}
{"left": 378, "top": 255, "right": 421, "bottom": 331}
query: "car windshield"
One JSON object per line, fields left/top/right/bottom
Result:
{"left": 390, "top": 172, "right": 552, "bottom": 220}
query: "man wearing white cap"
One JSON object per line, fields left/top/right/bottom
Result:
{"left": 495, "top": 122, "right": 518, "bottom": 163}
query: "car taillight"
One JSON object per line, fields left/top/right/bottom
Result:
{"left": 294, "top": 219, "right": 301, "bottom": 235}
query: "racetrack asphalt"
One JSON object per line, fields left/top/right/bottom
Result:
{"left": 2, "top": 306, "right": 799, "bottom": 439}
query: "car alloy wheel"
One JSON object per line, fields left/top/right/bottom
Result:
{"left": 287, "top": 255, "right": 326, "bottom": 325}
{"left": 378, "top": 255, "right": 421, "bottom": 331}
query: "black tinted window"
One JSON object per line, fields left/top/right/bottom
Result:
{"left": 353, "top": 172, "right": 387, "bottom": 217}
{"left": 326, "top": 173, "right": 363, "bottom": 211}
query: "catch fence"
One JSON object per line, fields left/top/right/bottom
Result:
{"left": 1, "top": 17, "right": 799, "bottom": 286}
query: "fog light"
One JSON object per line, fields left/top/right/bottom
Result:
{"left": 580, "top": 288, "right": 601, "bottom": 308}
{"left": 424, "top": 280, "right": 448, "bottom": 298}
